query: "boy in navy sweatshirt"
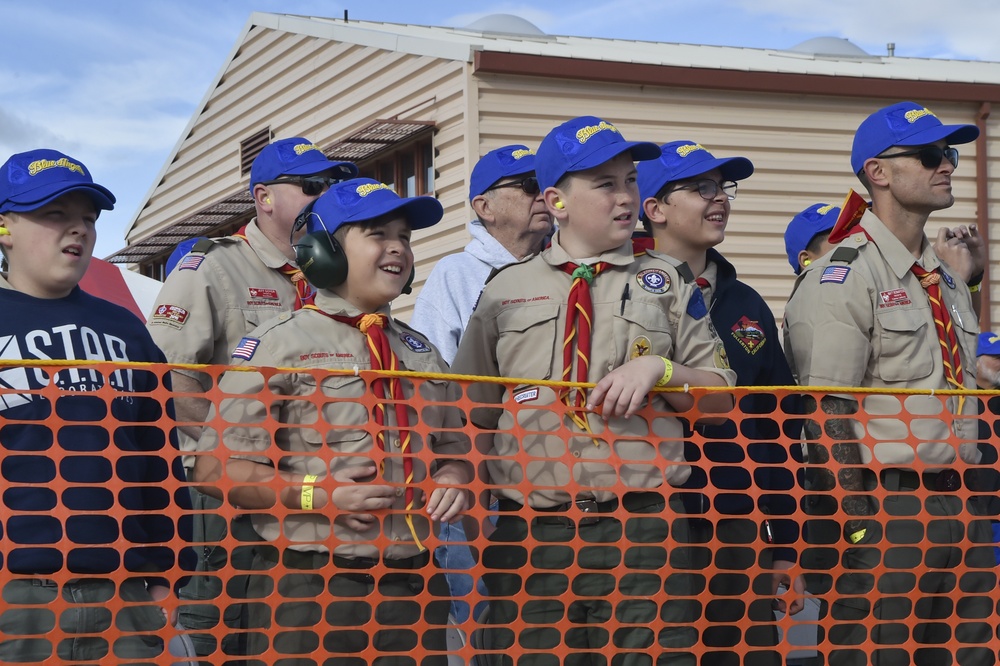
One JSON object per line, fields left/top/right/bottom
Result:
{"left": 0, "top": 149, "right": 185, "bottom": 662}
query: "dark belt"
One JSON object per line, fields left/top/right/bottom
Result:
{"left": 497, "top": 492, "right": 663, "bottom": 527}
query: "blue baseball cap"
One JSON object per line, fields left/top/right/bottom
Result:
{"left": 978, "top": 332, "right": 1000, "bottom": 357}
{"left": 304, "top": 178, "right": 443, "bottom": 236}
{"left": 0, "top": 149, "right": 115, "bottom": 214}
{"left": 637, "top": 141, "right": 754, "bottom": 202}
{"left": 469, "top": 145, "right": 537, "bottom": 201}
{"left": 784, "top": 203, "right": 840, "bottom": 274}
{"left": 851, "top": 101, "right": 979, "bottom": 175}
{"left": 535, "top": 116, "right": 660, "bottom": 190}
{"left": 249, "top": 137, "right": 358, "bottom": 191}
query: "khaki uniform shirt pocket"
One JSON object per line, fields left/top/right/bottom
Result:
{"left": 495, "top": 302, "right": 561, "bottom": 381}
{"left": 874, "top": 308, "right": 933, "bottom": 383}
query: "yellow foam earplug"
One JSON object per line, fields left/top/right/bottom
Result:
{"left": 554, "top": 201, "right": 564, "bottom": 209}
{"left": 803, "top": 258, "right": 811, "bottom": 266}
{"left": 0, "top": 227, "right": 10, "bottom": 236}
{"left": 265, "top": 197, "right": 272, "bottom": 205}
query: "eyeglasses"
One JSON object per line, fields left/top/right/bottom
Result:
{"left": 485, "top": 176, "right": 540, "bottom": 196}
{"left": 667, "top": 178, "right": 738, "bottom": 201}
{"left": 262, "top": 175, "right": 341, "bottom": 196}
{"left": 876, "top": 145, "right": 959, "bottom": 170}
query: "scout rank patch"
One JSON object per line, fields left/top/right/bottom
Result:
{"left": 941, "top": 271, "right": 956, "bottom": 289}
{"left": 731, "top": 316, "right": 766, "bottom": 355}
{"left": 232, "top": 337, "right": 260, "bottom": 361}
{"left": 152, "top": 304, "right": 189, "bottom": 329}
{"left": 629, "top": 336, "right": 651, "bottom": 359}
{"left": 401, "top": 333, "right": 431, "bottom": 353}
{"left": 636, "top": 269, "right": 670, "bottom": 294}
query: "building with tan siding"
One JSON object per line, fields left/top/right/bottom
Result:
{"left": 111, "top": 12, "right": 1000, "bottom": 328}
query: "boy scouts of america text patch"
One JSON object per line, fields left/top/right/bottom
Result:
{"left": 232, "top": 337, "right": 260, "bottom": 361}
{"left": 820, "top": 266, "right": 850, "bottom": 284}
{"left": 636, "top": 269, "right": 670, "bottom": 294}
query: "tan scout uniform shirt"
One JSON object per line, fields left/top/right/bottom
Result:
{"left": 451, "top": 233, "right": 736, "bottom": 509}
{"left": 783, "top": 211, "right": 980, "bottom": 466}
{"left": 147, "top": 219, "right": 298, "bottom": 370}
{"left": 196, "top": 290, "right": 469, "bottom": 561}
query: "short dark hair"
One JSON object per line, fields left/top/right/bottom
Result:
{"left": 805, "top": 231, "right": 831, "bottom": 256}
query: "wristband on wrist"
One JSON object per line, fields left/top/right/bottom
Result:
{"left": 969, "top": 283, "right": 982, "bottom": 293}
{"left": 655, "top": 357, "right": 674, "bottom": 388}
{"left": 969, "top": 271, "right": 985, "bottom": 288}
{"left": 301, "top": 474, "right": 319, "bottom": 510}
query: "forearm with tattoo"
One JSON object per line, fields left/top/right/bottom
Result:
{"left": 822, "top": 396, "right": 874, "bottom": 517}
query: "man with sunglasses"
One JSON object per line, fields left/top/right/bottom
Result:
{"left": 147, "top": 136, "right": 357, "bottom": 658}
{"left": 784, "top": 102, "right": 993, "bottom": 666}
{"left": 410, "top": 144, "right": 552, "bottom": 629}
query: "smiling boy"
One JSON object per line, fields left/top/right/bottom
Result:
{"left": 191, "top": 178, "right": 472, "bottom": 665}
{"left": 452, "top": 117, "right": 735, "bottom": 666}
{"left": 0, "top": 149, "right": 183, "bottom": 662}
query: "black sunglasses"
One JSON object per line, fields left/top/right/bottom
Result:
{"left": 262, "top": 175, "right": 341, "bottom": 197}
{"left": 666, "top": 178, "right": 738, "bottom": 201}
{"left": 877, "top": 145, "right": 959, "bottom": 170}
{"left": 485, "top": 176, "right": 540, "bottom": 196}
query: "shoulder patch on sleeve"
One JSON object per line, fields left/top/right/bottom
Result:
{"left": 231, "top": 337, "right": 260, "bottom": 361}
{"left": 820, "top": 265, "right": 851, "bottom": 284}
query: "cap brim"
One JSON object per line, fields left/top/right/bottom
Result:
{"left": 669, "top": 156, "right": 755, "bottom": 183}
{"left": 571, "top": 141, "right": 662, "bottom": 173}
{"left": 345, "top": 195, "right": 444, "bottom": 230}
{"left": 898, "top": 123, "right": 980, "bottom": 148}
{"left": 2, "top": 182, "right": 116, "bottom": 214}
{"left": 283, "top": 159, "right": 359, "bottom": 179}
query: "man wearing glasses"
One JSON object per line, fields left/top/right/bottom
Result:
{"left": 411, "top": 144, "right": 552, "bottom": 365}
{"left": 147, "top": 136, "right": 356, "bottom": 658}
{"left": 783, "top": 102, "right": 993, "bottom": 666}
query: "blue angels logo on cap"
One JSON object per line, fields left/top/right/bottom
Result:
{"left": 307, "top": 177, "right": 444, "bottom": 236}
{"left": 636, "top": 140, "right": 753, "bottom": 205}
{"left": 469, "top": 144, "right": 538, "bottom": 200}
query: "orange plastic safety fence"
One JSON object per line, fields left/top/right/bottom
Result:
{"left": 1, "top": 361, "right": 999, "bottom": 666}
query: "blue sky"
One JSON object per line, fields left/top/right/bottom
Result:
{"left": 4, "top": 0, "right": 999, "bottom": 259}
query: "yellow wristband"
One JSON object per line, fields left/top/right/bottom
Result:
{"left": 301, "top": 474, "right": 319, "bottom": 510}
{"left": 969, "top": 283, "right": 981, "bottom": 293}
{"left": 655, "top": 357, "right": 674, "bottom": 388}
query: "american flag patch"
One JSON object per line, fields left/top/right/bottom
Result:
{"left": 820, "top": 266, "right": 851, "bottom": 284}
{"left": 232, "top": 337, "right": 260, "bottom": 361}
{"left": 178, "top": 255, "right": 204, "bottom": 271}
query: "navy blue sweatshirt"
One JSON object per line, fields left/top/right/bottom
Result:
{"left": 0, "top": 284, "right": 180, "bottom": 577}
{"left": 683, "top": 250, "right": 800, "bottom": 561}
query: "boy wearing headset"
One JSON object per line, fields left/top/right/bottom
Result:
{"left": 451, "top": 117, "right": 735, "bottom": 666}
{"left": 191, "top": 178, "right": 472, "bottom": 665}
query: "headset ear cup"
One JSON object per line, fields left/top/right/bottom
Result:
{"left": 294, "top": 232, "right": 348, "bottom": 290}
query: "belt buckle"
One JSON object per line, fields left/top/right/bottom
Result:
{"left": 576, "top": 499, "right": 600, "bottom": 526}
